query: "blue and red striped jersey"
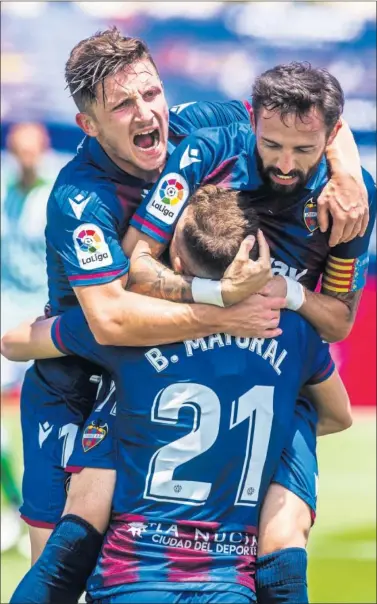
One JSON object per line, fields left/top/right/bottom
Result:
{"left": 51, "top": 306, "right": 334, "bottom": 596}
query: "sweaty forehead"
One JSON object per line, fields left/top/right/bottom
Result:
{"left": 258, "top": 107, "right": 326, "bottom": 142}
{"left": 100, "top": 60, "right": 159, "bottom": 104}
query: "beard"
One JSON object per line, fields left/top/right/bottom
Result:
{"left": 255, "top": 149, "right": 322, "bottom": 197}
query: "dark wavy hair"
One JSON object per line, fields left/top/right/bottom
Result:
{"left": 252, "top": 62, "right": 344, "bottom": 133}
{"left": 65, "top": 27, "right": 159, "bottom": 112}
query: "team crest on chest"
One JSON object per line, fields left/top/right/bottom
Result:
{"left": 303, "top": 198, "right": 318, "bottom": 232}
{"left": 82, "top": 420, "right": 108, "bottom": 452}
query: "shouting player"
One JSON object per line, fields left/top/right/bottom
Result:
{"left": 2, "top": 28, "right": 372, "bottom": 602}
{"left": 12, "top": 29, "right": 365, "bottom": 557}
{"left": 4, "top": 186, "right": 352, "bottom": 604}
{"left": 17, "top": 29, "right": 277, "bottom": 565}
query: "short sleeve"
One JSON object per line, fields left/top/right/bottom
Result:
{"left": 303, "top": 330, "right": 335, "bottom": 386}
{"left": 130, "top": 133, "right": 218, "bottom": 244}
{"left": 47, "top": 183, "right": 129, "bottom": 287}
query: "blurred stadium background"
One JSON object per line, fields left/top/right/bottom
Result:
{"left": 1, "top": 2, "right": 376, "bottom": 602}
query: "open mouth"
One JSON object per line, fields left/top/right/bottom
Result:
{"left": 270, "top": 172, "right": 298, "bottom": 184}
{"left": 133, "top": 128, "right": 160, "bottom": 151}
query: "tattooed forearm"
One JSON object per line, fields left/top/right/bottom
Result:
{"left": 126, "top": 253, "right": 194, "bottom": 303}
{"left": 324, "top": 289, "right": 363, "bottom": 325}
{"left": 299, "top": 286, "right": 364, "bottom": 342}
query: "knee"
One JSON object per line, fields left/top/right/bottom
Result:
{"left": 63, "top": 468, "right": 115, "bottom": 533}
{"left": 258, "top": 484, "right": 312, "bottom": 556}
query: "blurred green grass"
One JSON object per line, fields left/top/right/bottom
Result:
{"left": 1, "top": 407, "right": 376, "bottom": 603}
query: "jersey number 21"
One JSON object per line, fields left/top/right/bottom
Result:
{"left": 144, "top": 383, "right": 274, "bottom": 507}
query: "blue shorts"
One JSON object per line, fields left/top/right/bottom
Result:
{"left": 66, "top": 374, "right": 117, "bottom": 474}
{"left": 86, "top": 582, "right": 256, "bottom": 603}
{"left": 19, "top": 357, "right": 99, "bottom": 527}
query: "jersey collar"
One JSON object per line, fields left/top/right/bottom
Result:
{"left": 304, "top": 157, "right": 328, "bottom": 191}
{"left": 87, "top": 137, "right": 148, "bottom": 187}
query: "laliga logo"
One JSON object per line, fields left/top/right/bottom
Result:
{"left": 75, "top": 227, "right": 109, "bottom": 265}
{"left": 73, "top": 223, "right": 113, "bottom": 270}
{"left": 159, "top": 178, "right": 185, "bottom": 206}
{"left": 148, "top": 174, "right": 189, "bottom": 223}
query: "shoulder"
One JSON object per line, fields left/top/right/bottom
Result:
{"left": 170, "top": 99, "right": 250, "bottom": 130}
{"left": 188, "top": 122, "right": 255, "bottom": 152}
{"left": 280, "top": 310, "right": 319, "bottom": 347}
{"left": 48, "top": 167, "right": 120, "bottom": 225}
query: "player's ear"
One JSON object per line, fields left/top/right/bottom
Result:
{"left": 171, "top": 254, "right": 183, "bottom": 274}
{"left": 76, "top": 113, "right": 99, "bottom": 138}
{"left": 326, "top": 119, "right": 342, "bottom": 147}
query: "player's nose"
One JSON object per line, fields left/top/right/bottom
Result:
{"left": 135, "top": 99, "right": 154, "bottom": 122}
{"left": 276, "top": 154, "right": 295, "bottom": 175}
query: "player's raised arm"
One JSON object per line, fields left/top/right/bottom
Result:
{"left": 319, "top": 117, "right": 369, "bottom": 246}
{"left": 260, "top": 173, "right": 376, "bottom": 342}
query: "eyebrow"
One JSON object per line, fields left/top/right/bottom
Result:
{"left": 110, "top": 82, "right": 161, "bottom": 112}
{"left": 262, "top": 137, "right": 316, "bottom": 150}
{"left": 110, "top": 94, "right": 133, "bottom": 111}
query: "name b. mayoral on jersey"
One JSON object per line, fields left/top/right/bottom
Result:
{"left": 145, "top": 334, "right": 288, "bottom": 376}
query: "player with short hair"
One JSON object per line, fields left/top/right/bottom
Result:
{"left": 4, "top": 38, "right": 372, "bottom": 601}
{"left": 4, "top": 186, "right": 352, "bottom": 604}
{"left": 15, "top": 28, "right": 366, "bottom": 563}
{"left": 19, "top": 28, "right": 277, "bottom": 567}
{"left": 118, "top": 62, "right": 376, "bottom": 602}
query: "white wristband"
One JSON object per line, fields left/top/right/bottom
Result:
{"left": 191, "top": 277, "right": 225, "bottom": 307}
{"left": 283, "top": 276, "right": 305, "bottom": 311}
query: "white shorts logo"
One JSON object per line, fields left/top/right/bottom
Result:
{"left": 146, "top": 173, "right": 189, "bottom": 225}
{"left": 73, "top": 223, "right": 113, "bottom": 270}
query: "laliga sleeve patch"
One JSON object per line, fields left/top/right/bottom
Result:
{"left": 73, "top": 223, "right": 113, "bottom": 270}
{"left": 146, "top": 173, "right": 189, "bottom": 225}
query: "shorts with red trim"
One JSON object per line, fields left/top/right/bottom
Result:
{"left": 19, "top": 358, "right": 99, "bottom": 527}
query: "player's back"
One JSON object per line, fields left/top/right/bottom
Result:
{"left": 53, "top": 308, "right": 333, "bottom": 595}
{"left": 108, "top": 311, "right": 328, "bottom": 521}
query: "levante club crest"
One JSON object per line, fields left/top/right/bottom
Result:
{"left": 82, "top": 420, "right": 108, "bottom": 452}
{"left": 303, "top": 198, "right": 318, "bottom": 232}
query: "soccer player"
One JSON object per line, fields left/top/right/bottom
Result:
{"left": 3, "top": 29, "right": 371, "bottom": 599}
{"left": 14, "top": 28, "right": 367, "bottom": 566}
{"left": 17, "top": 29, "right": 277, "bottom": 566}
{"left": 4, "top": 186, "right": 352, "bottom": 604}
{"left": 118, "top": 62, "right": 375, "bottom": 601}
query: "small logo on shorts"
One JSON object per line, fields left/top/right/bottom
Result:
{"left": 82, "top": 420, "right": 108, "bottom": 452}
